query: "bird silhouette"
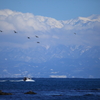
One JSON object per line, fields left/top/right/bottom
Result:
{"left": 14, "top": 30, "right": 17, "bottom": 33}
{"left": 27, "top": 37, "right": 30, "bottom": 39}
{"left": 0, "top": 30, "right": 2, "bottom": 32}
{"left": 74, "top": 33, "right": 76, "bottom": 35}
{"left": 37, "top": 42, "right": 40, "bottom": 43}
{"left": 35, "top": 35, "right": 39, "bottom": 38}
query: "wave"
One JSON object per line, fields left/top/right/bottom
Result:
{"left": 0, "top": 79, "right": 35, "bottom": 82}
{"left": 0, "top": 80, "right": 7, "bottom": 82}
{"left": 9, "top": 79, "right": 23, "bottom": 82}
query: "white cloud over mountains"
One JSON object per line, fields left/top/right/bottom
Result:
{"left": 0, "top": 9, "right": 63, "bottom": 32}
{"left": 0, "top": 9, "right": 100, "bottom": 48}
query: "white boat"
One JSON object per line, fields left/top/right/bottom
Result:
{"left": 23, "top": 77, "right": 35, "bottom": 82}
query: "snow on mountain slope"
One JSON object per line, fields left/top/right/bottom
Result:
{"left": 0, "top": 9, "right": 100, "bottom": 32}
{"left": 0, "top": 45, "right": 100, "bottom": 78}
{"left": 0, "top": 9, "right": 100, "bottom": 78}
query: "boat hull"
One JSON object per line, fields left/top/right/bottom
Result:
{"left": 25, "top": 79, "right": 35, "bottom": 82}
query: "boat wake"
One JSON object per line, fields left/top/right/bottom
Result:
{"left": 0, "top": 79, "right": 35, "bottom": 82}
{"left": 9, "top": 80, "right": 23, "bottom": 82}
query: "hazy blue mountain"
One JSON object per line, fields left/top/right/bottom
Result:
{"left": 0, "top": 45, "right": 100, "bottom": 78}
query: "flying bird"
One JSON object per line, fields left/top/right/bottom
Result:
{"left": 27, "top": 37, "right": 30, "bottom": 39}
{"left": 37, "top": 42, "right": 40, "bottom": 43}
{"left": 14, "top": 30, "right": 17, "bottom": 33}
{"left": 35, "top": 35, "right": 39, "bottom": 38}
{"left": 74, "top": 33, "right": 76, "bottom": 35}
{"left": 0, "top": 30, "right": 2, "bottom": 32}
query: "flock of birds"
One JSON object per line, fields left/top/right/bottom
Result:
{"left": 0, "top": 30, "right": 40, "bottom": 43}
{"left": 0, "top": 29, "right": 77, "bottom": 44}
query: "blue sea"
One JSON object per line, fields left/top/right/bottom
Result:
{"left": 0, "top": 78, "right": 100, "bottom": 100}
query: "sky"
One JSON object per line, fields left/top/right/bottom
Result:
{"left": 0, "top": 0, "right": 100, "bottom": 20}
{"left": 0, "top": 0, "right": 100, "bottom": 52}
{"left": 0, "top": 0, "right": 100, "bottom": 78}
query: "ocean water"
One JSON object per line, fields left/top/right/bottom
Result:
{"left": 0, "top": 78, "right": 100, "bottom": 100}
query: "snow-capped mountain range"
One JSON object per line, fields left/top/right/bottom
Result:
{"left": 0, "top": 9, "right": 100, "bottom": 32}
{"left": 0, "top": 9, "right": 100, "bottom": 78}
{"left": 0, "top": 45, "right": 100, "bottom": 78}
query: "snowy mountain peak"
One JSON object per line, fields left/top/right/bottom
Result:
{"left": 78, "top": 15, "right": 100, "bottom": 22}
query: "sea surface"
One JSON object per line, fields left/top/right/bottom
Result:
{"left": 0, "top": 78, "right": 100, "bottom": 100}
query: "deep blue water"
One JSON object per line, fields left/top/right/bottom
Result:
{"left": 0, "top": 78, "right": 100, "bottom": 100}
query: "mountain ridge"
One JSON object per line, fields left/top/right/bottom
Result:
{"left": 0, "top": 45, "right": 100, "bottom": 78}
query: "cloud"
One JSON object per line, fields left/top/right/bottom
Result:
{"left": 0, "top": 9, "right": 63, "bottom": 32}
{"left": 0, "top": 9, "right": 100, "bottom": 49}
